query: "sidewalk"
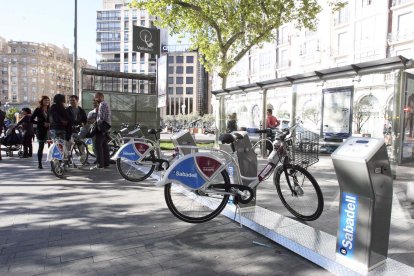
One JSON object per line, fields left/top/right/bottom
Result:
{"left": 0, "top": 146, "right": 330, "bottom": 275}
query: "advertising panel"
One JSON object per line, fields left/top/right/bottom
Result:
{"left": 321, "top": 86, "right": 353, "bottom": 140}
{"left": 401, "top": 73, "right": 414, "bottom": 164}
{"left": 157, "top": 55, "right": 167, "bottom": 108}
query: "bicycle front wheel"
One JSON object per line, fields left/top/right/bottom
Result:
{"left": 116, "top": 150, "right": 156, "bottom": 182}
{"left": 274, "top": 164, "right": 323, "bottom": 221}
{"left": 164, "top": 170, "right": 231, "bottom": 223}
{"left": 71, "top": 141, "right": 89, "bottom": 165}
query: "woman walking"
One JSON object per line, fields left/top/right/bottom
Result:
{"left": 30, "top": 96, "right": 50, "bottom": 169}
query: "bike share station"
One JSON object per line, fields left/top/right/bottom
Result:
{"left": 214, "top": 134, "right": 411, "bottom": 275}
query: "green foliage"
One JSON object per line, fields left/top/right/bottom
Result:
{"left": 131, "top": 0, "right": 344, "bottom": 88}
{"left": 6, "top": 107, "right": 19, "bottom": 123}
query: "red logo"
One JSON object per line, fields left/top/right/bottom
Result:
{"left": 134, "top": 143, "right": 149, "bottom": 154}
{"left": 196, "top": 156, "right": 222, "bottom": 178}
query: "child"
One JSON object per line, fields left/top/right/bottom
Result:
{"left": 14, "top": 107, "right": 34, "bottom": 158}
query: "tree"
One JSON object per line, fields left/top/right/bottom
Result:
{"left": 131, "top": 0, "right": 345, "bottom": 88}
{"left": 353, "top": 98, "right": 373, "bottom": 134}
{"left": 302, "top": 106, "right": 320, "bottom": 126}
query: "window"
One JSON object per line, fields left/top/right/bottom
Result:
{"left": 398, "top": 12, "right": 412, "bottom": 38}
{"left": 186, "top": 87, "right": 193, "bottom": 94}
{"left": 168, "top": 87, "right": 173, "bottom": 94}
{"left": 337, "top": 32, "right": 347, "bottom": 54}
{"left": 168, "top": 77, "right": 174, "bottom": 84}
{"left": 186, "top": 66, "right": 193, "bottom": 74}
{"left": 168, "top": 66, "right": 174, "bottom": 74}
{"left": 168, "top": 56, "right": 174, "bottom": 63}
{"left": 176, "top": 66, "right": 183, "bottom": 74}
{"left": 186, "top": 77, "right": 193, "bottom": 84}
{"left": 186, "top": 56, "right": 194, "bottom": 63}
{"left": 176, "top": 77, "right": 183, "bottom": 84}
{"left": 140, "top": 20, "right": 145, "bottom": 26}
{"left": 176, "top": 56, "right": 183, "bottom": 63}
{"left": 176, "top": 87, "right": 183, "bottom": 94}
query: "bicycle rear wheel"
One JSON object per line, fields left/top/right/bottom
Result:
{"left": 274, "top": 164, "right": 323, "bottom": 221}
{"left": 116, "top": 150, "right": 156, "bottom": 182}
{"left": 164, "top": 170, "right": 231, "bottom": 223}
{"left": 71, "top": 141, "right": 89, "bottom": 165}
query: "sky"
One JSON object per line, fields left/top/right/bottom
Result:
{"left": 0, "top": 0, "right": 102, "bottom": 66}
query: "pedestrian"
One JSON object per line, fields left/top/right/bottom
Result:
{"left": 91, "top": 92, "right": 111, "bottom": 170}
{"left": 14, "top": 107, "right": 34, "bottom": 158}
{"left": 84, "top": 99, "right": 99, "bottom": 159}
{"left": 266, "top": 109, "right": 280, "bottom": 154}
{"left": 49, "top": 94, "right": 71, "bottom": 141}
{"left": 226, "top": 113, "right": 238, "bottom": 133}
{"left": 266, "top": 109, "right": 280, "bottom": 129}
{"left": 30, "top": 96, "right": 50, "bottom": 169}
{"left": 0, "top": 103, "right": 6, "bottom": 137}
{"left": 67, "top": 95, "right": 87, "bottom": 130}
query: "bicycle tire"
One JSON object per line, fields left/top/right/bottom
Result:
{"left": 274, "top": 164, "right": 323, "bottom": 221}
{"left": 116, "top": 150, "right": 156, "bottom": 182}
{"left": 51, "top": 160, "right": 65, "bottom": 179}
{"left": 164, "top": 170, "right": 231, "bottom": 223}
{"left": 71, "top": 141, "right": 89, "bottom": 165}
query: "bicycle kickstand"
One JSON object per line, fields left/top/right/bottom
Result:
{"left": 233, "top": 203, "right": 242, "bottom": 228}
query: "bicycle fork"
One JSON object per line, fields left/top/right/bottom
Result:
{"left": 282, "top": 158, "right": 303, "bottom": 197}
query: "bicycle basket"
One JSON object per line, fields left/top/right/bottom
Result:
{"left": 287, "top": 130, "right": 319, "bottom": 168}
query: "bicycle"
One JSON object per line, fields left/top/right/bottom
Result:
{"left": 113, "top": 128, "right": 189, "bottom": 182}
{"left": 155, "top": 124, "right": 323, "bottom": 223}
{"left": 46, "top": 134, "right": 89, "bottom": 178}
{"left": 87, "top": 123, "right": 143, "bottom": 159}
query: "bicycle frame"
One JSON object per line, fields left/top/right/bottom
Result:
{"left": 112, "top": 136, "right": 177, "bottom": 171}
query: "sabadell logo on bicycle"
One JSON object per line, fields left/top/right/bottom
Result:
{"left": 122, "top": 151, "right": 136, "bottom": 156}
{"left": 174, "top": 171, "right": 197, "bottom": 178}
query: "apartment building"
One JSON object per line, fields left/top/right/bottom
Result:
{"left": 0, "top": 37, "right": 89, "bottom": 107}
{"left": 96, "top": 0, "right": 168, "bottom": 93}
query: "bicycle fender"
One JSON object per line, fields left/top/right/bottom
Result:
{"left": 46, "top": 143, "right": 64, "bottom": 161}
{"left": 155, "top": 152, "right": 226, "bottom": 190}
{"left": 112, "top": 140, "right": 151, "bottom": 161}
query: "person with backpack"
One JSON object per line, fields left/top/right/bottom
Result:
{"left": 30, "top": 96, "right": 50, "bottom": 169}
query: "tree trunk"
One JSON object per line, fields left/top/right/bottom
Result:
{"left": 221, "top": 75, "right": 227, "bottom": 89}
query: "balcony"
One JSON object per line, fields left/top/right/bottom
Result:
{"left": 388, "top": 31, "right": 414, "bottom": 43}
{"left": 99, "top": 58, "right": 121, "bottom": 63}
{"left": 392, "top": 0, "right": 411, "bottom": 6}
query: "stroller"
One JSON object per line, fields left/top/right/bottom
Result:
{"left": 0, "top": 126, "right": 24, "bottom": 157}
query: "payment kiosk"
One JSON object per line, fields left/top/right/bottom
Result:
{"left": 331, "top": 137, "right": 393, "bottom": 272}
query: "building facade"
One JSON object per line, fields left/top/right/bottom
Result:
{"left": 212, "top": 0, "right": 414, "bottom": 133}
{"left": 96, "top": 0, "right": 168, "bottom": 89}
{"left": 161, "top": 50, "right": 211, "bottom": 117}
{"left": 0, "top": 36, "right": 89, "bottom": 108}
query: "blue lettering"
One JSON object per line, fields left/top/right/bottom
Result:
{"left": 338, "top": 193, "right": 358, "bottom": 257}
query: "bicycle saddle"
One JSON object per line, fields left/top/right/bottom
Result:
{"left": 148, "top": 128, "right": 162, "bottom": 134}
{"left": 232, "top": 132, "right": 243, "bottom": 140}
{"left": 219, "top": 133, "right": 235, "bottom": 144}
